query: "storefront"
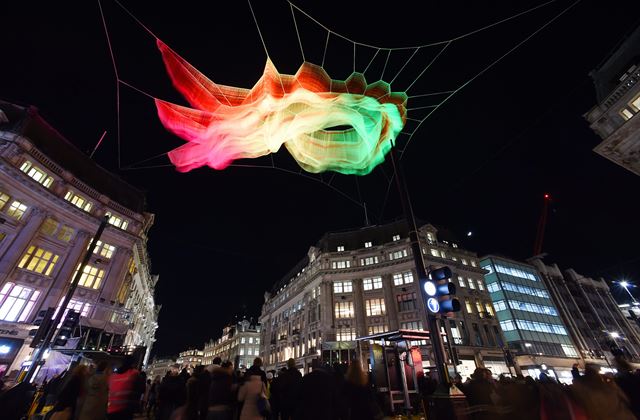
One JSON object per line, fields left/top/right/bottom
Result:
{"left": 0, "top": 321, "right": 33, "bottom": 379}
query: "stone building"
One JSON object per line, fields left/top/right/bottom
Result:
{"left": 531, "top": 258, "right": 640, "bottom": 369}
{"left": 259, "top": 220, "right": 509, "bottom": 379}
{"left": 0, "top": 100, "right": 159, "bottom": 379}
{"left": 202, "top": 319, "right": 261, "bottom": 369}
{"left": 146, "top": 357, "right": 177, "bottom": 379}
{"left": 584, "top": 24, "right": 640, "bottom": 175}
{"left": 176, "top": 348, "right": 203, "bottom": 372}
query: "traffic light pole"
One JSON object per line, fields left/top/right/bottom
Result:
{"left": 388, "top": 146, "right": 450, "bottom": 387}
{"left": 22, "top": 216, "right": 110, "bottom": 383}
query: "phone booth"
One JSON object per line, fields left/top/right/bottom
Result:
{"left": 356, "top": 329, "right": 430, "bottom": 416}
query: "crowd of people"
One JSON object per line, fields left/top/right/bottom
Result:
{"left": 456, "top": 357, "right": 640, "bottom": 419}
{"left": 0, "top": 353, "right": 639, "bottom": 419}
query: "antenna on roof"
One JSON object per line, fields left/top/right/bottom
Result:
{"left": 89, "top": 130, "right": 107, "bottom": 159}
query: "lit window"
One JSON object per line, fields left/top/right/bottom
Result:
{"left": 54, "top": 298, "right": 92, "bottom": 319}
{"left": 461, "top": 259, "right": 468, "bottom": 265}
{"left": 452, "top": 243, "right": 458, "bottom": 248}
{"left": 57, "top": 226, "right": 74, "bottom": 242}
{"left": 336, "top": 327, "right": 355, "bottom": 341}
{"left": 0, "top": 282, "right": 40, "bottom": 322}
{"left": 93, "top": 241, "right": 116, "bottom": 259}
{"left": 364, "top": 241, "right": 372, "bottom": 248}
{"left": 562, "top": 344, "right": 578, "bottom": 358}
{"left": 368, "top": 325, "right": 388, "bottom": 334}
{"left": 333, "top": 281, "right": 353, "bottom": 294}
{"left": 6, "top": 201, "right": 28, "bottom": 220}
{"left": 365, "top": 298, "right": 386, "bottom": 316}
{"left": 363, "top": 276, "right": 382, "bottom": 291}
{"left": 0, "top": 192, "right": 10, "bottom": 210}
{"left": 18, "top": 246, "right": 60, "bottom": 276}
{"left": 426, "top": 233, "right": 434, "bottom": 243}
{"left": 621, "top": 108, "right": 634, "bottom": 120}
{"left": 392, "top": 234, "right": 400, "bottom": 241}
{"left": 40, "top": 217, "right": 59, "bottom": 236}
{"left": 331, "top": 260, "right": 351, "bottom": 269}
{"left": 457, "top": 276, "right": 466, "bottom": 288}
{"left": 74, "top": 264, "right": 105, "bottom": 289}
{"left": 465, "top": 298, "right": 474, "bottom": 314}
{"left": 631, "top": 94, "right": 640, "bottom": 112}
{"left": 334, "top": 301, "right": 354, "bottom": 318}
{"left": 360, "top": 256, "right": 379, "bottom": 266}
{"left": 484, "top": 303, "right": 494, "bottom": 316}
{"left": 471, "top": 261, "right": 477, "bottom": 267}
{"left": 105, "top": 212, "right": 129, "bottom": 230}
{"left": 393, "top": 273, "right": 403, "bottom": 286}
{"left": 475, "top": 301, "right": 484, "bottom": 317}
{"left": 393, "top": 271, "right": 414, "bottom": 286}
{"left": 241, "top": 337, "right": 246, "bottom": 344}
{"left": 337, "top": 245, "right": 344, "bottom": 252}
{"left": 402, "top": 272, "right": 414, "bottom": 284}
{"left": 255, "top": 338, "right": 260, "bottom": 344}
{"left": 64, "top": 191, "right": 92, "bottom": 212}
{"left": 468, "top": 278, "right": 476, "bottom": 289}
{"left": 476, "top": 280, "right": 485, "bottom": 291}
{"left": 389, "top": 249, "right": 408, "bottom": 260}
{"left": 430, "top": 249, "right": 439, "bottom": 257}
{"left": 20, "top": 161, "right": 53, "bottom": 188}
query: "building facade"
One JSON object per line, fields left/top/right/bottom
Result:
{"left": 146, "top": 357, "right": 176, "bottom": 379}
{"left": 584, "top": 25, "right": 640, "bottom": 175}
{"left": 480, "top": 256, "right": 580, "bottom": 382}
{"left": 259, "top": 220, "right": 509, "bottom": 379}
{"left": 176, "top": 349, "right": 203, "bottom": 372}
{"left": 202, "top": 319, "right": 261, "bottom": 369}
{"left": 0, "top": 101, "right": 159, "bottom": 379}
{"left": 531, "top": 259, "right": 640, "bottom": 368}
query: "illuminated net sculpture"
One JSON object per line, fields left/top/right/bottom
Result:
{"left": 155, "top": 40, "right": 407, "bottom": 175}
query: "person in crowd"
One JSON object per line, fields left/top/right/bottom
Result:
{"left": 207, "top": 361, "right": 235, "bottom": 420}
{"left": 246, "top": 358, "right": 267, "bottom": 384}
{"left": 343, "top": 361, "right": 383, "bottom": 420}
{"left": 462, "top": 368, "right": 498, "bottom": 420}
{"left": 614, "top": 356, "right": 640, "bottom": 418}
{"left": 49, "top": 364, "right": 89, "bottom": 420}
{"left": 147, "top": 375, "right": 162, "bottom": 419}
{"left": 293, "top": 363, "right": 341, "bottom": 420}
{"left": 107, "top": 356, "right": 145, "bottom": 420}
{"left": 206, "top": 357, "right": 222, "bottom": 375}
{"left": 276, "top": 359, "right": 302, "bottom": 420}
{"left": 0, "top": 377, "right": 39, "bottom": 420}
{"left": 238, "top": 371, "right": 268, "bottom": 420}
{"left": 158, "top": 369, "right": 188, "bottom": 420}
{"left": 571, "top": 363, "right": 635, "bottom": 420}
{"left": 78, "top": 360, "right": 110, "bottom": 420}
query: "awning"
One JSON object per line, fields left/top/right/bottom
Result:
{"left": 356, "top": 329, "right": 431, "bottom": 342}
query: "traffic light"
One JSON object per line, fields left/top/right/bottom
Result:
{"left": 53, "top": 309, "right": 80, "bottom": 347}
{"left": 29, "top": 307, "right": 55, "bottom": 348}
{"left": 422, "top": 266, "right": 461, "bottom": 315}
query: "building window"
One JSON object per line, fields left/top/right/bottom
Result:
{"left": 363, "top": 276, "right": 382, "bottom": 291}
{"left": 57, "top": 226, "right": 75, "bottom": 242}
{"left": 365, "top": 298, "right": 386, "bottom": 316}
{"left": 389, "top": 249, "right": 408, "bottom": 260}
{"left": 484, "top": 303, "right": 494, "bottom": 317}
{"left": 0, "top": 192, "right": 10, "bottom": 210}
{"left": 93, "top": 241, "right": 116, "bottom": 259}
{"left": 64, "top": 191, "right": 92, "bottom": 212}
{"left": 368, "top": 325, "right": 388, "bottom": 334}
{"left": 426, "top": 233, "right": 435, "bottom": 243}
{"left": 336, "top": 327, "right": 356, "bottom": 341}
{"left": 457, "top": 276, "right": 466, "bottom": 288}
{"left": 337, "top": 245, "right": 344, "bottom": 252}
{"left": 468, "top": 278, "right": 476, "bottom": 290}
{"left": 364, "top": 241, "right": 372, "bottom": 248}
{"left": 335, "top": 301, "right": 354, "bottom": 318}
{"left": 471, "top": 261, "right": 477, "bottom": 267}
{"left": 55, "top": 298, "right": 92, "bottom": 318}
{"left": 472, "top": 323, "right": 483, "bottom": 346}
{"left": 630, "top": 94, "right": 640, "bottom": 112}
{"left": 461, "top": 259, "right": 468, "bottom": 266}
{"left": 450, "top": 321, "right": 463, "bottom": 345}
{"left": 393, "top": 271, "right": 414, "bottom": 286}
{"left": 74, "top": 264, "right": 105, "bottom": 289}
{"left": 465, "top": 298, "right": 474, "bottom": 314}
{"left": 18, "top": 246, "right": 60, "bottom": 276}
{"left": 499, "top": 282, "right": 549, "bottom": 298}
{"left": 40, "top": 218, "right": 74, "bottom": 242}
{"left": 333, "top": 281, "right": 353, "bottom": 294}
{"left": 360, "top": 256, "right": 379, "bottom": 266}
{"left": 20, "top": 161, "right": 54, "bottom": 188}
{"left": 400, "top": 321, "right": 423, "bottom": 330}
{"left": 0, "top": 282, "right": 40, "bottom": 322}
{"left": 561, "top": 344, "right": 578, "bottom": 357}
{"left": 494, "top": 264, "right": 537, "bottom": 281}
{"left": 506, "top": 299, "right": 558, "bottom": 316}
{"left": 621, "top": 108, "right": 634, "bottom": 120}
{"left": 475, "top": 301, "right": 484, "bottom": 317}
{"left": 476, "top": 280, "right": 485, "bottom": 291}
{"left": 430, "top": 249, "right": 439, "bottom": 257}
{"left": 397, "top": 293, "right": 417, "bottom": 312}
{"left": 392, "top": 234, "right": 400, "bottom": 241}
{"left": 105, "top": 212, "right": 129, "bottom": 230}
{"left": 331, "top": 260, "right": 351, "bottom": 269}
{"left": 6, "top": 201, "right": 28, "bottom": 220}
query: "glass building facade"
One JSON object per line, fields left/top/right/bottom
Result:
{"left": 480, "top": 256, "right": 578, "bottom": 360}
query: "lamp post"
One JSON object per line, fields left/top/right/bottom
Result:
{"left": 618, "top": 281, "right": 638, "bottom": 304}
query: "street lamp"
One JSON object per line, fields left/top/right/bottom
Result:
{"left": 610, "top": 332, "right": 620, "bottom": 339}
{"left": 617, "top": 280, "right": 638, "bottom": 303}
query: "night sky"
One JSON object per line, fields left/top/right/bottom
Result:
{"left": 3, "top": 1, "right": 640, "bottom": 358}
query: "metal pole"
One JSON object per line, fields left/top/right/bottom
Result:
{"left": 388, "top": 146, "right": 449, "bottom": 387}
{"left": 22, "top": 216, "right": 110, "bottom": 383}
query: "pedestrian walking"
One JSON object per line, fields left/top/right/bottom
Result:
{"left": 276, "top": 359, "right": 301, "bottom": 420}
{"left": 238, "top": 373, "right": 269, "bottom": 420}
{"left": 343, "top": 361, "right": 383, "bottom": 420}
{"left": 107, "top": 356, "right": 145, "bottom": 420}
{"left": 78, "top": 361, "right": 110, "bottom": 420}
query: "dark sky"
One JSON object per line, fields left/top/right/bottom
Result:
{"left": 3, "top": 1, "right": 640, "bottom": 357}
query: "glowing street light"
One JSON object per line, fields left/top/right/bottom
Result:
{"left": 617, "top": 280, "right": 638, "bottom": 303}
{"left": 610, "top": 332, "right": 620, "bottom": 339}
